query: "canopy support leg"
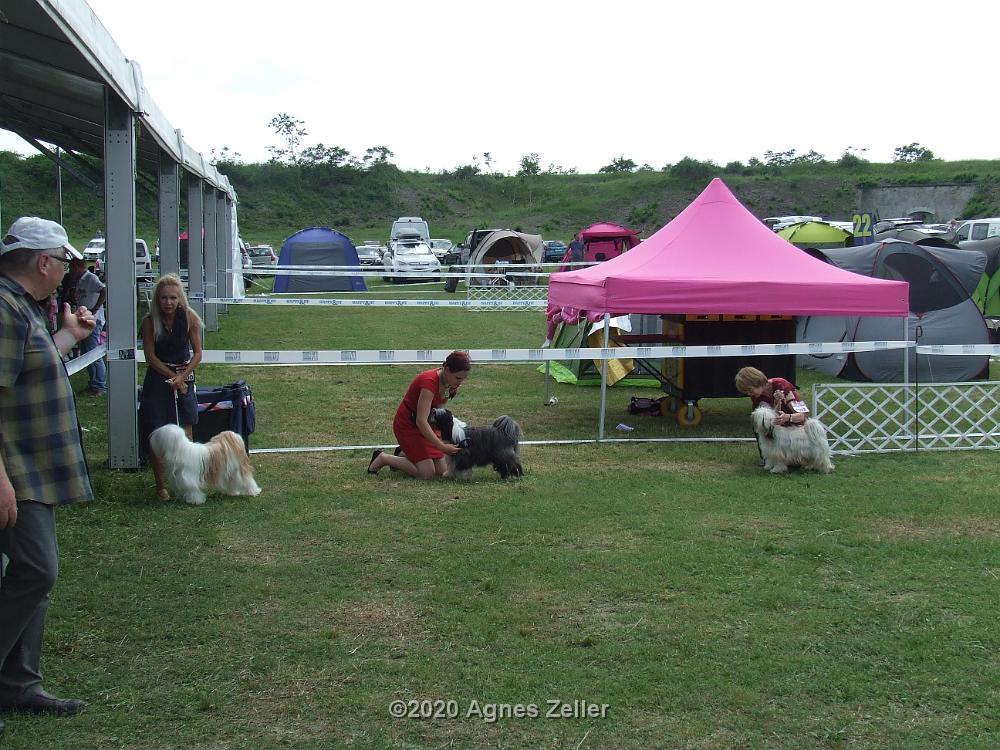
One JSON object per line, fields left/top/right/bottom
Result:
{"left": 598, "top": 314, "right": 610, "bottom": 441}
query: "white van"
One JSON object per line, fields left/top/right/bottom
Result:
{"left": 92, "top": 238, "right": 152, "bottom": 280}
{"left": 955, "top": 218, "right": 1000, "bottom": 243}
{"left": 135, "top": 239, "right": 152, "bottom": 280}
{"left": 390, "top": 216, "right": 430, "bottom": 244}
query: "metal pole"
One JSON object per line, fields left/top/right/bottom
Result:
{"left": 904, "top": 316, "right": 914, "bottom": 451}
{"left": 598, "top": 313, "right": 610, "bottom": 441}
{"left": 56, "top": 146, "right": 63, "bottom": 225}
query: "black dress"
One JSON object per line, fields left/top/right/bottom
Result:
{"left": 139, "top": 307, "right": 198, "bottom": 449}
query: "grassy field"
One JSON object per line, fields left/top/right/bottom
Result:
{"left": 4, "top": 289, "right": 999, "bottom": 749}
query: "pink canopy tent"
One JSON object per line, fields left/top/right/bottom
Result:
{"left": 548, "top": 179, "right": 909, "bottom": 317}
{"left": 576, "top": 222, "right": 640, "bottom": 263}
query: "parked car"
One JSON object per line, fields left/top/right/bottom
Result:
{"left": 955, "top": 218, "right": 1000, "bottom": 243}
{"left": 763, "top": 215, "right": 823, "bottom": 231}
{"left": 238, "top": 239, "right": 252, "bottom": 268}
{"left": 356, "top": 240, "right": 384, "bottom": 265}
{"left": 429, "top": 238, "right": 454, "bottom": 260}
{"left": 383, "top": 239, "right": 441, "bottom": 283}
{"left": 82, "top": 236, "right": 105, "bottom": 266}
{"left": 134, "top": 239, "right": 153, "bottom": 280}
{"left": 87, "top": 237, "right": 151, "bottom": 280}
{"left": 391, "top": 217, "right": 430, "bottom": 244}
{"left": 542, "top": 240, "right": 568, "bottom": 262}
{"left": 248, "top": 244, "right": 277, "bottom": 266}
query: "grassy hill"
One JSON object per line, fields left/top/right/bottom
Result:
{"left": 3, "top": 149, "right": 1000, "bottom": 249}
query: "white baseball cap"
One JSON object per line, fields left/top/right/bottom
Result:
{"left": 0, "top": 217, "right": 83, "bottom": 259}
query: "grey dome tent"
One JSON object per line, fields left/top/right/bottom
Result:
{"left": 467, "top": 230, "right": 543, "bottom": 287}
{"left": 273, "top": 227, "right": 367, "bottom": 293}
{"left": 797, "top": 239, "right": 989, "bottom": 382}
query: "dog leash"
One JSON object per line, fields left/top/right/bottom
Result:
{"left": 171, "top": 381, "right": 180, "bottom": 425}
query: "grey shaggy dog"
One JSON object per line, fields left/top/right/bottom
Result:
{"left": 429, "top": 408, "right": 524, "bottom": 480}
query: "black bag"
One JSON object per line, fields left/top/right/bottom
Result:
{"left": 628, "top": 396, "right": 666, "bottom": 416}
{"left": 193, "top": 380, "right": 256, "bottom": 449}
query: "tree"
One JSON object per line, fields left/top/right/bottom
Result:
{"left": 598, "top": 156, "right": 638, "bottom": 173}
{"left": 838, "top": 146, "right": 869, "bottom": 168}
{"left": 267, "top": 113, "right": 307, "bottom": 164}
{"left": 517, "top": 153, "right": 541, "bottom": 177}
{"left": 297, "top": 144, "right": 350, "bottom": 166}
{"left": 893, "top": 142, "right": 935, "bottom": 162}
{"left": 670, "top": 156, "right": 717, "bottom": 181}
{"left": 362, "top": 146, "right": 395, "bottom": 168}
{"left": 763, "top": 149, "right": 825, "bottom": 168}
{"left": 208, "top": 146, "right": 242, "bottom": 166}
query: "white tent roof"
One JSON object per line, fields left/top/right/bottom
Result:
{"left": 0, "top": 0, "right": 234, "bottom": 197}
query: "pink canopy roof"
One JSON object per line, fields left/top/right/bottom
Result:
{"left": 548, "top": 179, "right": 909, "bottom": 317}
{"left": 580, "top": 222, "right": 640, "bottom": 245}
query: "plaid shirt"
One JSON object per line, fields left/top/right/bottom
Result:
{"left": 0, "top": 275, "right": 93, "bottom": 505}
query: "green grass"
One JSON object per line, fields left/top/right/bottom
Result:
{"left": 4, "top": 300, "right": 999, "bottom": 749}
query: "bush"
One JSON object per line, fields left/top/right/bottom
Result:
{"left": 670, "top": 157, "right": 717, "bottom": 181}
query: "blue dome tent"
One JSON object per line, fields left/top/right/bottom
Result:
{"left": 272, "top": 227, "right": 367, "bottom": 293}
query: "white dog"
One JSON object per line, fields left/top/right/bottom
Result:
{"left": 751, "top": 405, "right": 835, "bottom": 474}
{"left": 149, "top": 424, "right": 261, "bottom": 505}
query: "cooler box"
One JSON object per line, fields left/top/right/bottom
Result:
{"left": 193, "top": 380, "right": 256, "bottom": 450}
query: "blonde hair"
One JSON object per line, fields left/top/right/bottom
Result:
{"left": 734, "top": 366, "right": 767, "bottom": 395}
{"left": 149, "top": 273, "right": 202, "bottom": 340}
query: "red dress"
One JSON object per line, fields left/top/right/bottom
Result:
{"left": 751, "top": 377, "right": 808, "bottom": 417}
{"left": 392, "top": 369, "right": 457, "bottom": 463}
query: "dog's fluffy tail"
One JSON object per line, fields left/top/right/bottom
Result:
{"left": 492, "top": 415, "right": 522, "bottom": 446}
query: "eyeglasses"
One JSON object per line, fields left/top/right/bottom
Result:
{"left": 46, "top": 253, "right": 70, "bottom": 271}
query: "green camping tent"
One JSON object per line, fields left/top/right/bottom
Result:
{"left": 777, "top": 220, "right": 853, "bottom": 250}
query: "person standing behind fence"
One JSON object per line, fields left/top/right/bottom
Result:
{"left": 366, "top": 351, "right": 470, "bottom": 479}
{"left": 0, "top": 217, "right": 95, "bottom": 730}
{"left": 63, "top": 257, "right": 107, "bottom": 395}
{"left": 138, "top": 274, "right": 203, "bottom": 501}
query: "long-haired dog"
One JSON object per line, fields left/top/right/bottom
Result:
{"left": 429, "top": 408, "right": 524, "bottom": 480}
{"left": 149, "top": 424, "right": 262, "bottom": 505}
{"left": 752, "top": 405, "right": 835, "bottom": 474}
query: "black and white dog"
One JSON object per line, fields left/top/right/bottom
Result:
{"left": 429, "top": 408, "right": 524, "bottom": 480}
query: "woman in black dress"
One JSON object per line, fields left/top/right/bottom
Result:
{"left": 139, "top": 274, "right": 203, "bottom": 501}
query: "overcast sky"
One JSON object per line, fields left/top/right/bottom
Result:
{"left": 2, "top": 0, "right": 995, "bottom": 174}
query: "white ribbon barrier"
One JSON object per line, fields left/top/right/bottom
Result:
{"left": 250, "top": 436, "right": 756, "bottom": 455}
{"left": 124, "top": 340, "right": 913, "bottom": 366}
{"left": 65, "top": 345, "right": 107, "bottom": 376}
{"left": 204, "top": 297, "right": 547, "bottom": 308}
{"left": 915, "top": 344, "right": 1000, "bottom": 356}
{"left": 240, "top": 268, "right": 494, "bottom": 278}
{"left": 238, "top": 262, "right": 592, "bottom": 274}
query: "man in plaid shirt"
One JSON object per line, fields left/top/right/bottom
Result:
{"left": 0, "top": 217, "right": 96, "bottom": 734}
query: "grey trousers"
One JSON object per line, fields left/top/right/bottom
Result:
{"left": 0, "top": 500, "right": 58, "bottom": 700}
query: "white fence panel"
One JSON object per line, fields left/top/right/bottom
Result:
{"left": 815, "top": 381, "right": 1000, "bottom": 453}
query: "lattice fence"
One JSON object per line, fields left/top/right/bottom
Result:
{"left": 466, "top": 284, "right": 548, "bottom": 312}
{"left": 814, "top": 381, "right": 1000, "bottom": 453}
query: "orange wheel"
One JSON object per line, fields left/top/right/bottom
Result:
{"left": 675, "top": 403, "right": 703, "bottom": 427}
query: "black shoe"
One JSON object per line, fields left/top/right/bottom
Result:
{"left": 367, "top": 448, "right": 383, "bottom": 474}
{"left": 0, "top": 689, "right": 86, "bottom": 716}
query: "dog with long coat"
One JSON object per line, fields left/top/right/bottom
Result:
{"left": 752, "top": 405, "right": 835, "bottom": 474}
{"left": 429, "top": 408, "right": 524, "bottom": 480}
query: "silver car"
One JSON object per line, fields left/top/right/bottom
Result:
{"left": 383, "top": 240, "right": 441, "bottom": 283}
